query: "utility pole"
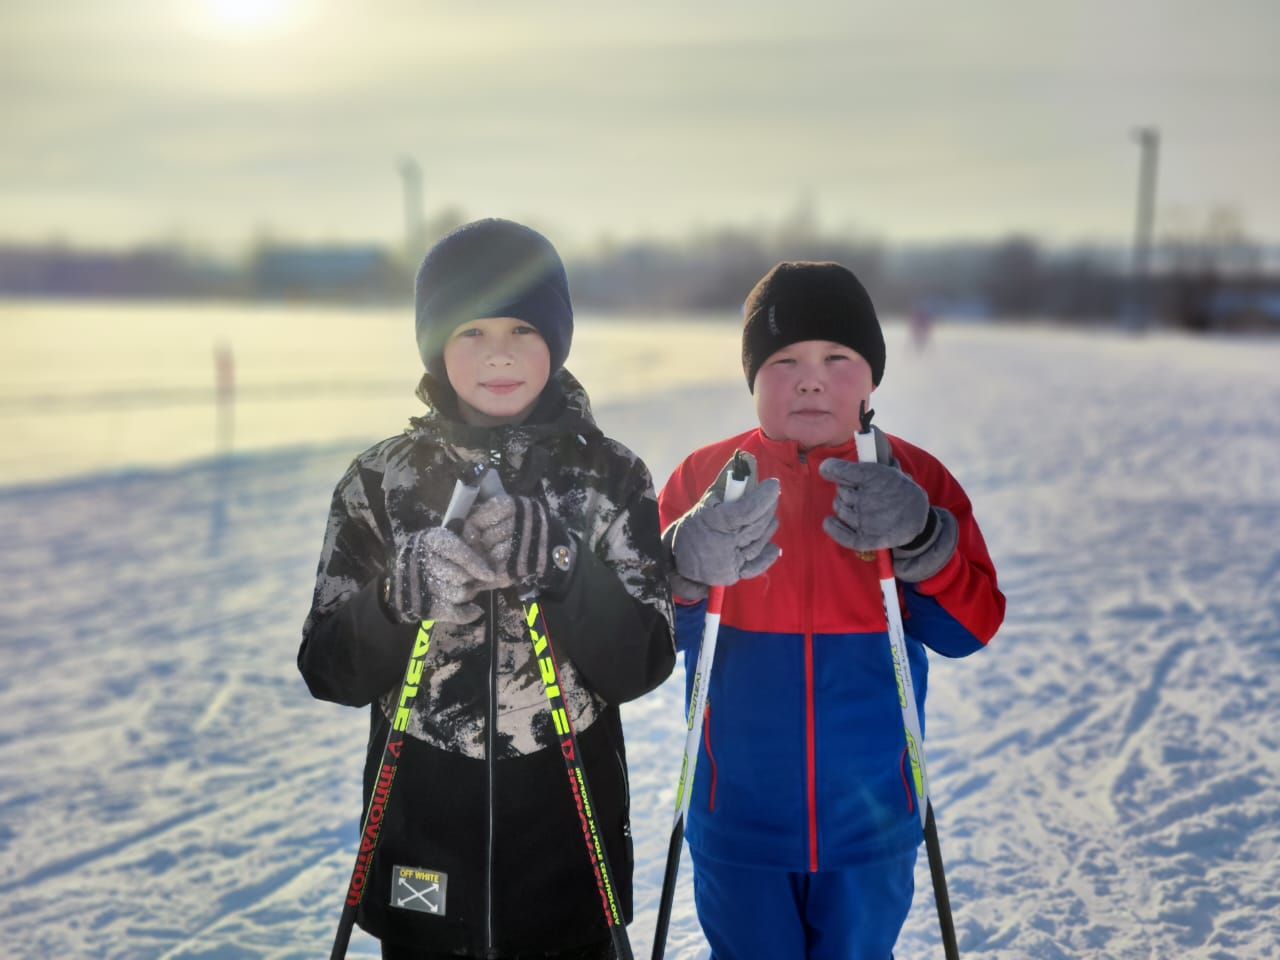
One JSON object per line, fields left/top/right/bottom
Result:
{"left": 398, "top": 157, "right": 425, "bottom": 261}
{"left": 1129, "top": 126, "right": 1160, "bottom": 329}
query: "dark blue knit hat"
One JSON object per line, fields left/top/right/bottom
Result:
{"left": 414, "top": 218, "right": 573, "bottom": 381}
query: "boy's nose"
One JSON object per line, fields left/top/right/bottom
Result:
{"left": 485, "top": 341, "right": 515, "bottom": 363}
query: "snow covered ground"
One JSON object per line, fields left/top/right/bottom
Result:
{"left": 1, "top": 304, "right": 1278, "bottom": 959}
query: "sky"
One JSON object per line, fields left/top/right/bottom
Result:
{"left": 2, "top": 0, "right": 1278, "bottom": 255}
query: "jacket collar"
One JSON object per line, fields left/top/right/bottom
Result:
{"left": 753, "top": 429, "right": 859, "bottom": 468}
{"left": 407, "top": 368, "right": 600, "bottom": 456}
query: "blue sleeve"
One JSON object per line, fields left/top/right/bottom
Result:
{"left": 674, "top": 599, "right": 708, "bottom": 655}
{"left": 902, "top": 586, "right": 985, "bottom": 658}
{"left": 673, "top": 599, "right": 709, "bottom": 710}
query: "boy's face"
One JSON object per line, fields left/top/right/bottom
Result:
{"left": 443, "top": 316, "right": 552, "bottom": 426}
{"left": 753, "top": 339, "right": 874, "bottom": 451}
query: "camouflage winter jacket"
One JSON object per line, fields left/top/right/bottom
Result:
{"left": 299, "top": 370, "right": 674, "bottom": 956}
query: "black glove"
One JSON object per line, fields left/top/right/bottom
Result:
{"left": 385, "top": 527, "right": 499, "bottom": 624}
{"left": 463, "top": 494, "right": 577, "bottom": 595}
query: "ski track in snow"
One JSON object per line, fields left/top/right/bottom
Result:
{"left": 1, "top": 319, "right": 1279, "bottom": 958}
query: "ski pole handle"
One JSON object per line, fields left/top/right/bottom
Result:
{"left": 722, "top": 452, "right": 750, "bottom": 505}
{"left": 442, "top": 462, "right": 486, "bottom": 533}
{"left": 702, "top": 451, "right": 752, "bottom": 616}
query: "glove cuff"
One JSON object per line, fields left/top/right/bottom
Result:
{"left": 892, "top": 507, "right": 959, "bottom": 583}
{"left": 512, "top": 497, "right": 576, "bottom": 595}
{"left": 388, "top": 537, "right": 427, "bottom": 623}
{"left": 662, "top": 523, "right": 711, "bottom": 602}
{"left": 670, "top": 571, "right": 710, "bottom": 603}
{"left": 897, "top": 506, "right": 938, "bottom": 553}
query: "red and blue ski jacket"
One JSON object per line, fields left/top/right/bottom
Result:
{"left": 659, "top": 428, "right": 1004, "bottom": 871}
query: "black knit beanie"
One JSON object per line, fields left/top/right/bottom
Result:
{"left": 414, "top": 218, "right": 573, "bottom": 381}
{"left": 741, "top": 261, "right": 885, "bottom": 392}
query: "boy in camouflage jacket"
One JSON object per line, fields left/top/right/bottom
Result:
{"left": 300, "top": 219, "right": 674, "bottom": 959}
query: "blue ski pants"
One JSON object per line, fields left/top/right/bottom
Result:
{"left": 692, "top": 850, "right": 917, "bottom": 960}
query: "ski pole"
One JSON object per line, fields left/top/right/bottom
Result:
{"left": 329, "top": 462, "right": 486, "bottom": 960}
{"left": 651, "top": 451, "right": 751, "bottom": 960}
{"left": 522, "top": 596, "right": 636, "bottom": 960}
{"left": 855, "top": 403, "right": 960, "bottom": 960}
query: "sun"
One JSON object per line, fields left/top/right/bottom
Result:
{"left": 203, "top": 0, "right": 294, "bottom": 34}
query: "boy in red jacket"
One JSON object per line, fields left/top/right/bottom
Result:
{"left": 658, "top": 261, "right": 1005, "bottom": 960}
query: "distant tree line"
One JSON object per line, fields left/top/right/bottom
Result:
{"left": 569, "top": 224, "right": 1277, "bottom": 332}
{"left": 568, "top": 231, "right": 1134, "bottom": 322}
{"left": 2, "top": 213, "right": 1276, "bottom": 332}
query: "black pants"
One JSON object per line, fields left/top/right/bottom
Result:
{"left": 380, "top": 939, "right": 613, "bottom": 960}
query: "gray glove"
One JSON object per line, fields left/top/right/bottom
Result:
{"left": 818, "top": 455, "right": 958, "bottom": 583}
{"left": 385, "top": 526, "right": 499, "bottom": 624}
{"left": 463, "top": 494, "right": 576, "bottom": 595}
{"left": 664, "top": 454, "right": 781, "bottom": 602}
{"left": 890, "top": 505, "right": 959, "bottom": 583}
{"left": 819, "top": 457, "right": 930, "bottom": 552}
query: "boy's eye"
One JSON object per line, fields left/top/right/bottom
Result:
{"left": 513, "top": 324, "right": 538, "bottom": 335}
{"left": 456, "top": 327, "right": 482, "bottom": 338}
{"left": 826, "top": 353, "right": 849, "bottom": 362}
{"left": 771, "top": 357, "right": 795, "bottom": 366}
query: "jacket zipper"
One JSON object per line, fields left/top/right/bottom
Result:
{"left": 803, "top": 453, "right": 819, "bottom": 873}
{"left": 486, "top": 588, "right": 497, "bottom": 955}
{"left": 485, "top": 448, "right": 502, "bottom": 957}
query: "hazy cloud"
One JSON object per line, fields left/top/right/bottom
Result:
{"left": 3, "top": 0, "right": 1277, "bottom": 251}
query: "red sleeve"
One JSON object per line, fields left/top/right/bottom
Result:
{"left": 659, "top": 456, "right": 702, "bottom": 532}
{"left": 891, "top": 436, "right": 1006, "bottom": 646}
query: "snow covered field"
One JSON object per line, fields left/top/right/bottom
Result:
{"left": 1, "top": 303, "right": 1278, "bottom": 959}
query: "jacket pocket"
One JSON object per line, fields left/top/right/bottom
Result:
{"left": 614, "top": 743, "right": 631, "bottom": 818}
{"left": 703, "top": 704, "right": 719, "bottom": 813}
{"left": 612, "top": 740, "right": 635, "bottom": 875}
{"left": 899, "top": 746, "right": 916, "bottom": 815}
